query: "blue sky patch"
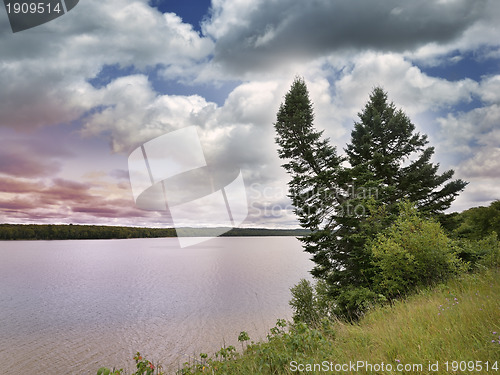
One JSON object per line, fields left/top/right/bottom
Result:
{"left": 148, "top": 0, "right": 212, "bottom": 33}
{"left": 416, "top": 49, "right": 500, "bottom": 82}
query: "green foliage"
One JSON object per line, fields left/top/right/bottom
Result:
{"left": 237, "top": 331, "right": 250, "bottom": 352}
{"left": 274, "top": 81, "right": 468, "bottom": 320}
{"left": 133, "top": 352, "right": 159, "bottom": 375}
{"left": 289, "top": 279, "right": 335, "bottom": 325}
{"left": 453, "top": 200, "right": 500, "bottom": 240}
{"left": 273, "top": 76, "right": 346, "bottom": 277}
{"left": 97, "top": 353, "right": 162, "bottom": 375}
{"left": 370, "top": 203, "right": 464, "bottom": 300}
{"left": 289, "top": 279, "right": 318, "bottom": 325}
{"left": 0, "top": 223, "right": 176, "bottom": 240}
{"left": 346, "top": 87, "right": 467, "bottom": 214}
{"left": 97, "top": 368, "right": 123, "bottom": 375}
{"left": 454, "top": 232, "right": 500, "bottom": 270}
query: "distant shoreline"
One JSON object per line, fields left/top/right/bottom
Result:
{"left": 0, "top": 223, "right": 309, "bottom": 241}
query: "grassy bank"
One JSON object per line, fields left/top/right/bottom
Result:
{"left": 177, "top": 268, "right": 499, "bottom": 374}
{"left": 101, "top": 267, "right": 499, "bottom": 375}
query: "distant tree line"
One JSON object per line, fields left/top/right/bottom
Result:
{"left": 0, "top": 224, "right": 177, "bottom": 240}
{"left": 441, "top": 200, "right": 500, "bottom": 240}
{"left": 0, "top": 224, "right": 310, "bottom": 241}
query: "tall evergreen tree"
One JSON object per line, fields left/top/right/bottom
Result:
{"left": 274, "top": 77, "right": 345, "bottom": 276}
{"left": 346, "top": 87, "right": 467, "bottom": 214}
{"left": 274, "top": 81, "right": 468, "bottom": 319}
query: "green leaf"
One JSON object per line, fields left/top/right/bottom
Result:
{"left": 97, "top": 368, "right": 110, "bottom": 375}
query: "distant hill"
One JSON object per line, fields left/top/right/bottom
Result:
{"left": 0, "top": 224, "right": 309, "bottom": 241}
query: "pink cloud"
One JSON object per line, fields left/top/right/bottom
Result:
{"left": 0, "top": 177, "right": 44, "bottom": 193}
{"left": 0, "top": 149, "right": 61, "bottom": 178}
{"left": 0, "top": 175, "right": 154, "bottom": 224}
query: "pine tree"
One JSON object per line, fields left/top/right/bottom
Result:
{"left": 274, "top": 77, "right": 345, "bottom": 277}
{"left": 346, "top": 87, "right": 467, "bottom": 214}
{"left": 274, "top": 82, "right": 468, "bottom": 319}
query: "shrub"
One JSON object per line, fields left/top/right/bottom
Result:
{"left": 289, "top": 279, "right": 319, "bottom": 325}
{"left": 454, "top": 232, "right": 500, "bottom": 269}
{"left": 370, "top": 203, "right": 465, "bottom": 300}
{"left": 333, "top": 286, "right": 382, "bottom": 320}
{"left": 453, "top": 200, "right": 500, "bottom": 240}
{"left": 289, "top": 279, "right": 334, "bottom": 325}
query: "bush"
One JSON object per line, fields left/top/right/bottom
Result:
{"left": 289, "top": 279, "right": 334, "bottom": 325}
{"left": 453, "top": 200, "right": 500, "bottom": 240}
{"left": 478, "top": 232, "right": 500, "bottom": 268}
{"left": 454, "top": 232, "right": 500, "bottom": 269}
{"left": 334, "top": 286, "right": 382, "bottom": 320}
{"left": 369, "top": 203, "right": 465, "bottom": 300}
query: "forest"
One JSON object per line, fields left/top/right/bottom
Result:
{"left": 0, "top": 223, "right": 309, "bottom": 240}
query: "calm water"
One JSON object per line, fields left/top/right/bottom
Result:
{"left": 0, "top": 237, "right": 313, "bottom": 374}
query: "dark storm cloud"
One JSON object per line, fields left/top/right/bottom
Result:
{"left": 209, "top": 0, "right": 487, "bottom": 73}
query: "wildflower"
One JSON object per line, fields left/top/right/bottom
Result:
{"left": 149, "top": 363, "right": 154, "bottom": 370}
{"left": 493, "top": 331, "right": 497, "bottom": 335}
{"left": 395, "top": 359, "right": 400, "bottom": 363}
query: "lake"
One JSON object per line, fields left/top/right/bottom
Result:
{"left": 0, "top": 237, "right": 313, "bottom": 374}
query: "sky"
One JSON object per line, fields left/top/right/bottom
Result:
{"left": 0, "top": 0, "right": 499, "bottom": 229}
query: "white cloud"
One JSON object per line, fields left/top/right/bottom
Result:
{"left": 323, "top": 52, "right": 479, "bottom": 139}
{"left": 479, "top": 75, "right": 500, "bottom": 103}
{"left": 80, "top": 75, "right": 216, "bottom": 153}
{"left": 435, "top": 96, "right": 500, "bottom": 209}
{"left": 0, "top": 0, "right": 213, "bottom": 130}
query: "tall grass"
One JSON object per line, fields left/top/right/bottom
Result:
{"left": 178, "top": 268, "right": 499, "bottom": 374}
{"left": 98, "top": 267, "right": 499, "bottom": 374}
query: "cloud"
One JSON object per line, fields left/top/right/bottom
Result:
{"left": 1, "top": 0, "right": 499, "bottom": 227}
{"left": 0, "top": 177, "right": 44, "bottom": 193}
{"left": 0, "top": 149, "right": 60, "bottom": 178}
{"left": 0, "top": 174, "right": 155, "bottom": 224}
{"left": 438, "top": 101, "right": 500, "bottom": 154}
{"left": 0, "top": 0, "right": 214, "bottom": 130}
{"left": 80, "top": 74, "right": 217, "bottom": 153}
{"left": 0, "top": 136, "right": 73, "bottom": 177}
{"left": 204, "top": 0, "right": 488, "bottom": 73}
{"left": 459, "top": 147, "right": 500, "bottom": 178}
{"left": 331, "top": 52, "right": 479, "bottom": 120}
{"left": 410, "top": 0, "right": 500, "bottom": 65}
{"left": 432, "top": 74, "right": 500, "bottom": 209}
